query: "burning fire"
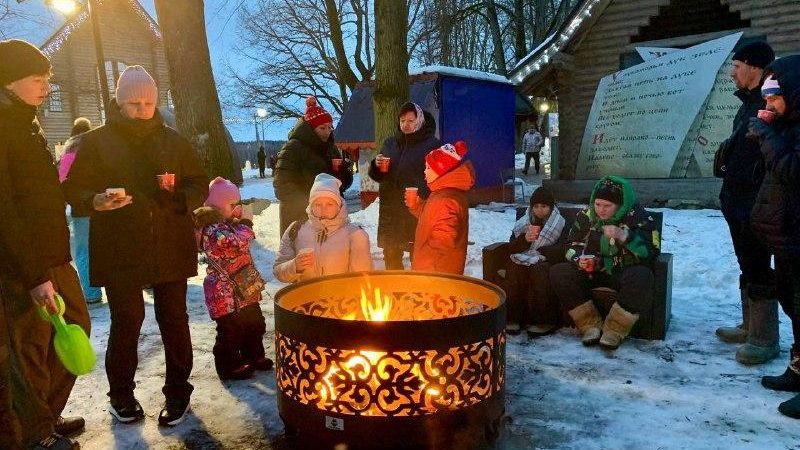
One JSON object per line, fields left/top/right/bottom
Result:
{"left": 316, "top": 280, "right": 450, "bottom": 415}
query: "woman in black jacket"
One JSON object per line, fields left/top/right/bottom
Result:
{"left": 273, "top": 96, "right": 353, "bottom": 235}
{"left": 368, "top": 102, "right": 441, "bottom": 269}
{"left": 64, "top": 66, "right": 208, "bottom": 427}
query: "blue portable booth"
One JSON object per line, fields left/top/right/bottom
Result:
{"left": 335, "top": 66, "right": 517, "bottom": 204}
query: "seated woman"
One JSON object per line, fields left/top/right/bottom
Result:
{"left": 274, "top": 174, "right": 373, "bottom": 282}
{"left": 504, "top": 187, "right": 565, "bottom": 338}
{"left": 550, "top": 176, "right": 659, "bottom": 350}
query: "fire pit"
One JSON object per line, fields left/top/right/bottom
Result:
{"left": 274, "top": 271, "right": 506, "bottom": 449}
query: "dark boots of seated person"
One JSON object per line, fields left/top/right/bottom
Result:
{"left": 762, "top": 346, "right": 800, "bottom": 419}
{"left": 31, "top": 433, "right": 79, "bottom": 450}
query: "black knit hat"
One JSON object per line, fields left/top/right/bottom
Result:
{"left": 530, "top": 186, "right": 554, "bottom": 208}
{"left": 0, "top": 39, "right": 51, "bottom": 86}
{"left": 732, "top": 41, "right": 775, "bottom": 69}
{"left": 594, "top": 179, "right": 623, "bottom": 205}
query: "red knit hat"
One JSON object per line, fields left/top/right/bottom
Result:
{"left": 304, "top": 96, "right": 333, "bottom": 129}
{"left": 426, "top": 141, "right": 468, "bottom": 176}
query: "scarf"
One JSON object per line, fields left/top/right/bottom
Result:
{"left": 409, "top": 102, "right": 425, "bottom": 133}
{"left": 306, "top": 201, "right": 349, "bottom": 244}
{"left": 510, "top": 206, "right": 565, "bottom": 266}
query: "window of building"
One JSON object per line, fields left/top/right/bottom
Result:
{"left": 48, "top": 83, "right": 63, "bottom": 113}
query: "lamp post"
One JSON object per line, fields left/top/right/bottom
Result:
{"left": 255, "top": 107, "right": 267, "bottom": 149}
{"left": 44, "top": 0, "right": 109, "bottom": 114}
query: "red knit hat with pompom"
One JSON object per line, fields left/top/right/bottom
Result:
{"left": 303, "top": 96, "right": 333, "bottom": 129}
{"left": 426, "top": 141, "right": 468, "bottom": 176}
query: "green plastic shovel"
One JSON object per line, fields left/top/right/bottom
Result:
{"left": 38, "top": 294, "right": 96, "bottom": 376}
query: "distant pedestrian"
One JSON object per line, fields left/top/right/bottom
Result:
{"left": 257, "top": 145, "right": 266, "bottom": 178}
{"left": 521, "top": 124, "right": 543, "bottom": 175}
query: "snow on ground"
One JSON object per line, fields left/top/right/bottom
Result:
{"left": 63, "top": 192, "right": 800, "bottom": 449}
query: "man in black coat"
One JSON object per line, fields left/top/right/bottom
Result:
{"left": 368, "top": 102, "right": 441, "bottom": 270}
{"left": 63, "top": 66, "right": 208, "bottom": 428}
{"left": 0, "top": 39, "right": 88, "bottom": 450}
{"left": 273, "top": 97, "right": 352, "bottom": 235}
{"left": 257, "top": 145, "right": 267, "bottom": 178}
{"left": 715, "top": 41, "right": 779, "bottom": 365}
{"left": 748, "top": 54, "right": 800, "bottom": 419}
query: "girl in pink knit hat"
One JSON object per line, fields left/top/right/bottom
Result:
{"left": 193, "top": 177, "right": 272, "bottom": 380}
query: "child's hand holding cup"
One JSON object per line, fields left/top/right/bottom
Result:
{"left": 758, "top": 109, "right": 777, "bottom": 124}
{"left": 526, "top": 224, "right": 541, "bottom": 242}
{"left": 578, "top": 254, "right": 597, "bottom": 277}
{"left": 404, "top": 187, "right": 419, "bottom": 208}
{"left": 239, "top": 204, "right": 254, "bottom": 221}
{"left": 94, "top": 188, "right": 132, "bottom": 211}
{"left": 157, "top": 172, "right": 176, "bottom": 193}
{"left": 296, "top": 247, "right": 315, "bottom": 272}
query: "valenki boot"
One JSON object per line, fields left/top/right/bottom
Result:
{"left": 736, "top": 285, "right": 780, "bottom": 365}
{"left": 568, "top": 301, "right": 602, "bottom": 346}
{"left": 599, "top": 302, "right": 640, "bottom": 350}
{"left": 779, "top": 393, "right": 800, "bottom": 419}
{"left": 762, "top": 346, "right": 800, "bottom": 392}
{"left": 716, "top": 288, "right": 749, "bottom": 344}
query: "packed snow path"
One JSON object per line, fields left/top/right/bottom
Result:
{"left": 62, "top": 175, "right": 800, "bottom": 449}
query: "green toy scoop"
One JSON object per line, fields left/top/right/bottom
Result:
{"left": 38, "top": 294, "right": 96, "bottom": 376}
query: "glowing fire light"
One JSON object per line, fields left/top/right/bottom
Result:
{"left": 360, "top": 285, "right": 393, "bottom": 321}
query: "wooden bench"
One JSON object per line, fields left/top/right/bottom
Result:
{"left": 482, "top": 206, "right": 673, "bottom": 340}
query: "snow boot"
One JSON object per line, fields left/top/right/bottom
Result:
{"left": 779, "top": 393, "right": 800, "bottom": 419}
{"left": 599, "top": 302, "right": 639, "bottom": 350}
{"left": 762, "top": 346, "right": 800, "bottom": 392}
{"left": 568, "top": 301, "right": 602, "bottom": 346}
{"left": 716, "top": 288, "right": 749, "bottom": 344}
{"left": 526, "top": 324, "right": 557, "bottom": 338}
{"left": 736, "top": 284, "right": 780, "bottom": 365}
{"left": 505, "top": 323, "right": 522, "bottom": 335}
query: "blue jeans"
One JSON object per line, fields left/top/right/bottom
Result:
{"left": 71, "top": 216, "right": 102, "bottom": 301}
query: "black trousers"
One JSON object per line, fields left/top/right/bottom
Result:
{"left": 523, "top": 152, "right": 540, "bottom": 174}
{"left": 258, "top": 162, "right": 266, "bottom": 178}
{"left": 213, "top": 304, "right": 267, "bottom": 376}
{"left": 383, "top": 245, "right": 413, "bottom": 271}
{"left": 550, "top": 263, "right": 653, "bottom": 315}
{"left": 1, "top": 287, "right": 22, "bottom": 449}
{"left": 774, "top": 256, "right": 800, "bottom": 348}
{"left": 505, "top": 261, "right": 558, "bottom": 326}
{"left": 105, "top": 279, "right": 193, "bottom": 404}
{"left": 720, "top": 196, "right": 773, "bottom": 288}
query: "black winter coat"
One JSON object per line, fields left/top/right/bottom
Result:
{"left": 273, "top": 119, "right": 352, "bottom": 234}
{"left": 63, "top": 100, "right": 208, "bottom": 287}
{"left": 720, "top": 87, "right": 766, "bottom": 206}
{"left": 0, "top": 90, "right": 72, "bottom": 289}
{"left": 368, "top": 111, "right": 441, "bottom": 249}
{"left": 751, "top": 55, "right": 800, "bottom": 257}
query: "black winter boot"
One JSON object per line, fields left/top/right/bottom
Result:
{"left": 762, "top": 346, "right": 800, "bottom": 392}
{"left": 779, "top": 393, "right": 800, "bottom": 419}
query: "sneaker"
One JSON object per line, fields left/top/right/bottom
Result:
{"left": 250, "top": 356, "right": 274, "bottom": 371}
{"left": 219, "top": 363, "right": 254, "bottom": 381}
{"left": 54, "top": 416, "right": 85, "bottom": 436}
{"left": 31, "top": 433, "right": 79, "bottom": 450}
{"left": 109, "top": 399, "right": 145, "bottom": 423}
{"left": 158, "top": 401, "right": 190, "bottom": 427}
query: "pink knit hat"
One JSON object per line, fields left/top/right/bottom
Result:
{"left": 205, "top": 177, "right": 240, "bottom": 210}
{"left": 115, "top": 65, "right": 157, "bottom": 105}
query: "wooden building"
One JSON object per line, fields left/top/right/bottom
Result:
{"left": 510, "top": 0, "right": 800, "bottom": 204}
{"left": 38, "top": 0, "right": 170, "bottom": 146}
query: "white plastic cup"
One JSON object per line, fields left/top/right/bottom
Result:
{"left": 105, "top": 188, "right": 126, "bottom": 198}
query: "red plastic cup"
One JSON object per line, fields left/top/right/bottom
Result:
{"left": 758, "top": 109, "right": 776, "bottom": 124}
{"left": 157, "top": 173, "right": 175, "bottom": 192}
{"left": 377, "top": 156, "right": 391, "bottom": 173}
{"left": 579, "top": 254, "right": 596, "bottom": 275}
{"left": 530, "top": 225, "right": 542, "bottom": 237}
{"left": 332, "top": 158, "right": 343, "bottom": 171}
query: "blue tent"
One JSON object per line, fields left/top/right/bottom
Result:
{"left": 336, "top": 67, "right": 517, "bottom": 203}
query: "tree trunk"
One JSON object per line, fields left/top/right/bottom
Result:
{"left": 153, "top": 0, "right": 241, "bottom": 184}
{"left": 484, "top": 0, "right": 507, "bottom": 76}
{"left": 513, "top": 0, "right": 527, "bottom": 60}
{"left": 373, "top": 1, "right": 409, "bottom": 155}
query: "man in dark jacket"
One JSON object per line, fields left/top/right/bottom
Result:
{"left": 0, "top": 39, "right": 88, "bottom": 450}
{"left": 63, "top": 66, "right": 208, "bottom": 428}
{"left": 715, "top": 41, "right": 779, "bottom": 365}
{"left": 256, "top": 145, "right": 266, "bottom": 178}
{"left": 273, "top": 96, "right": 352, "bottom": 235}
{"left": 748, "top": 55, "right": 800, "bottom": 419}
{"left": 368, "top": 102, "right": 441, "bottom": 270}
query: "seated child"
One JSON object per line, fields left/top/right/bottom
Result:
{"left": 405, "top": 141, "right": 475, "bottom": 274}
{"left": 504, "top": 187, "right": 565, "bottom": 337}
{"left": 273, "top": 173, "right": 372, "bottom": 282}
{"left": 194, "top": 177, "right": 272, "bottom": 380}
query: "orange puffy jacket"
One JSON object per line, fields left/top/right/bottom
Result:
{"left": 409, "top": 161, "right": 475, "bottom": 274}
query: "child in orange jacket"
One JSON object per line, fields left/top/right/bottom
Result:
{"left": 405, "top": 141, "right": 475, "bottom": 274}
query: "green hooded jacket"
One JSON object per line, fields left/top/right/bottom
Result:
{"left": 564, "top": 175, "right": 660, "bottom": 275}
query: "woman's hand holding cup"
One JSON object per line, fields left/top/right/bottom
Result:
{"left": 295, "top": 248, "right": 315, "bottom": 272}
{"left": 602, "top": 225, "right": 628, "bottom": 243}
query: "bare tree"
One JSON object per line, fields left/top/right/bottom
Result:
{"left": 373, "top": 0, "right": 409, "bottom": 152}
{"left": 154, "top": 0, "right": 240, "bottom": 183}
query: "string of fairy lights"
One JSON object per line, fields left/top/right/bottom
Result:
{"left": 40, "top": 0, "right": 161, "bottom": 57}
{"left": 511, "top": 0, "right": 602, "bottom": 84}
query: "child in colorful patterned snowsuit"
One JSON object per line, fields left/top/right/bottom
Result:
{"left": 194, "top": 177, "right": 272, "bottom": 380}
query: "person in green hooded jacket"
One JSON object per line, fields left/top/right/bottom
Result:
{"left": 550, "top": 176, "right": 660, "bottom": 350}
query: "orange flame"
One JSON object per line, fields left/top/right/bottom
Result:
{"left": 360, "top": 285, "right": 393, "bottom": 321}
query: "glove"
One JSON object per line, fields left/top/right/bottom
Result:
{"left": 746, "top": 116, "right": 771, "bottom": 144}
